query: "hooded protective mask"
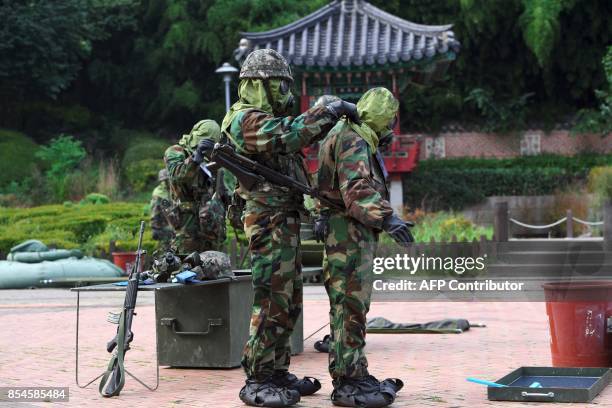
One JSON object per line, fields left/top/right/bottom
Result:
{"left": 179, "top": 120, "right": 221, "bottom": 152}
{"left": 221, "top": 78, "right": 294, "bottom": 147}
{"left": 349, "top": 87, "right": 399, "bottom": 152}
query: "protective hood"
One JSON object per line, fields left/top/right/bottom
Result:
{"left": 349, "top": 87, "right": 399, "bottom": 152}
{"left": 221, "top": 79, "right": 273, "bottom": 137}
{"left": 179, "top": 119, "right": 221, "bottom": 152}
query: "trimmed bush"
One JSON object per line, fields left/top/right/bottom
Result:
{"left": 405, "top": 154, "right": 612, "bottom": 210}
{"left": 0, "top": 202, "right": 149, "bottom": 254}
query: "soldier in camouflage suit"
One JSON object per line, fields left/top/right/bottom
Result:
{"left": 150, "top": 169, "right": 174, "bottom": 250}
{"left": 221, "top": 49, "right": 360, "bottom": 407}
{"left": 315, "top": 87, "right": 413, "bottom": 408}
{"left": 164, "top": 120, "right": 227, "bottom": 255}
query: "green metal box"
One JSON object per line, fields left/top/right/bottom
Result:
{"left": 488, "top": 367, "right": 611, "bottom": 403}
{"left": 155, "top": 275, "right": 303, "bottom": 368}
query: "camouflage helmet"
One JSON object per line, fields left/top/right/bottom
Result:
{"left": 158, "top": 168, "right": 169, "bottom": 181}
{"left": 314, "top": 94, "right": 341, "bottom": 108}
{"left": 199, "top": 251, "right": 233, "bottom": 280}
{"left": 240, "top": 49, "right": 293, "bottom": 81}
{"left": 179, "top": 119, "right": 221, "bottom": 151}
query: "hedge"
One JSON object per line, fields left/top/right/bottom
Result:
{"left": 404, "top": 154, "right": 612, "bottom": 210}
{"left": 0, "top": 202, "right": 248, "bottom": 257}
{"left": 0, "top": 202, "right": 155, "bottom": 255}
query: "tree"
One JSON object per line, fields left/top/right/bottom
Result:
{"left": 0, "top": 0, "right": 137, "bottom": 100}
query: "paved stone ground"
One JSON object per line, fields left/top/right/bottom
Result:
{"left": 0, "top": 287, "right": 610, "bottom": 407}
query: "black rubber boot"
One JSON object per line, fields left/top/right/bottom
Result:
{"left": 314, "top": 334, "right": 330, "bottom": 353}
{"left": 239, "top": 377, "right": 301, "bottom": 407}
{"left": 331, "top": 375, "right": 403, "bottom": 408}
{"left": 272, "top": 370, "right": 321, "bottom": 396}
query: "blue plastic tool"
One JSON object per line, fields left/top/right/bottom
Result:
{"left": 529, "top": 382, "right": 543, "bottom": 388}
{"left": 467, "top": 377, "right": 507, "bottom": 388}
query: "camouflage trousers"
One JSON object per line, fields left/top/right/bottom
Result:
{"left": 323, "top": 212, "right": 376, "bottom": 379}
{"left": 169, "top": 198, "right": 226, "bottom": 255}
{"left": 241, "top": 203, "right": 303, "bottom": 380}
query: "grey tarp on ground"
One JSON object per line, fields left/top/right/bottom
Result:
{"left": 314, "top": 317, "right": 473, "bottom": 353}
{"left": 365, "top": 317, "right": 471, "bottom": 334}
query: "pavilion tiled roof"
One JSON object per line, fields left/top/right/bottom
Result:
{"left": 240, "top": 0, "right": 460, "bottom": 69}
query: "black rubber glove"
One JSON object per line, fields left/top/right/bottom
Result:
{"left": 326, "top": 100, "right": 361, "bottom": 125}
{"left": 313, "top": 213, "right": 330, "bottom": 243}
{"left": 382, "top": 214, "right": 414, "bottom": 244}
{"left": 192, "top": 139, "right": 215, "bottom": 164}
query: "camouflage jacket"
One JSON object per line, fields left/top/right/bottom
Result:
{"left": 164, "top": 144, "right": 214, "bottom": 205}
{"left": 224, "top": 105, "right": 336, "bottom": 208}
{"left": 317, "top": 120, "right": 393, "bottom": 230}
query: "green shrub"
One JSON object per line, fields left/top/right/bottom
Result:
{"left": 379, "top": 212, "right": 493, "bottom": 244}
{"left": 414, "top": 213, "right": 492, "bottom": 243}
{"left": 85, "top": 224, "right": 156, "bottom": 254}
{"left": 405, "top": 154, "right": 612, "bottom": 210}
{"left": 80, "top": 193, "right": 110, "bottom": 205}
{"left": 588, "top": 166, "right": 612, "bottom": 205}
{"left": 121, "top": 133, "right": 168, "bottom": 193}
{"left": 125, "top": 158, "right": 163, "bottom": 192}
{"left": 0, "top": 129, "right": 39, "bottom": 188}
{"left": 0, "top": 202, "right": 149, "bottom": 254}
{"left": 35, "top": 135, "right": 86, "bottom": 201}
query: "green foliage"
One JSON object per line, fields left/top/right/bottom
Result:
{"left": 0, "top": 129, "right": 39, "bottom": 188}
{"left": 85, "top": 224, "right": 156, "bottom": 254}
{"left": 80, "top": 193, "right": 111, "bottom": 205}
{"left": 35, "top": 135, "right": 86, "bottom": 179}
{"left": 125, "top": 158, "right": 164, "bottom": 192}
{"left": 34, "top": 135, "right": 86, "bottom": 201}
{"left": 574, "top": 46, "right": 612, "bottom": 135}
{"left": 414, "top": 212, "right": 493, "bottom": 243}
{"left": 379, "top": 211, "right": 492, "bottom": 244}
{"left": 121, "top": 134, "right": 168, "bottom": 193}
{"left": 518, "top": 0, "right": 573, "bottom": 67}
{"left": 405, "top": 154, "right": 612, "bottom": 210}
{"left": 588, "top": 166, "right": 612, "bottom": 204}
{"left": 464, "top": 88, "right": 534, "bottom": 132}
{"left": 1, "top": 0, "right": 611, "bottom": 136}
{"left": 0, "top": 202, "right": 151, "bottom": 254}
{"left": 0, "top": 0, "right": 138, "bottom": 99}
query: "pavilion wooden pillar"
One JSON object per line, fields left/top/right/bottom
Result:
{"left": 388, "top": 70, "right": 404, "bottom": 212}
{"left": 391, "top": 71, "right": 400, "bottom": 135}
{"left": 300, "top": 74, "right": 310, "bottom": 112}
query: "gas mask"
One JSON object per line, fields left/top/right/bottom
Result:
{"left": 379, "top": 115, "right": 397, "bottom": 148}
{"left": 265, "top": 78, "right": 295, "bottom": 116}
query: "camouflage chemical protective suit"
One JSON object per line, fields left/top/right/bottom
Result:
{"left": 317, "top": 87, "right": 398, "bottom": 380}
{"left": 150, "top": 169, "right": 174, "bottom": 249}
{"left": 221, "top": 51, "right": 338, "bottom": 381}
{"left": 164, "top": 120, "right": 227, "bottom": 254}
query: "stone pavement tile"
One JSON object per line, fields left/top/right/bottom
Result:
{"left": 0, "top": 291, "right": 610, "bottom": 407}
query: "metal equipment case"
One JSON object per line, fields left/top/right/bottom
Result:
{"left": 155, "top": 275, "right": 303, "bottom": 368}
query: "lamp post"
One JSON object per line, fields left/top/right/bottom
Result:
{"left": 215, "top": 62, "right": 239, "bottom": 111}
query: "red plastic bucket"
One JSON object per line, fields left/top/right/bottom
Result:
{"left": 111, "top": 252, "right": 140, "bottom": 274}
{"left": 543, "top": 281, "right": 612, "bottom": 367}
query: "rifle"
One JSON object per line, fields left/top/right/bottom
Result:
{"left": 99, "top": 221, "right": 146, "bottom": 397}
{"left": 209, "top": 143, "right": 344, "bottom": 212}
